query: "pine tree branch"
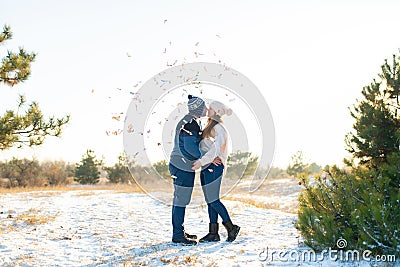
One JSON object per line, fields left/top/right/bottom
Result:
{"left": 350, "top": 195, "right": 365, "bottom": 204}
{"left": 0, "top": 25, "right": 12, "bottom": 43}
{"left": 361, "top": 227, "right": 394, "bottom": 251}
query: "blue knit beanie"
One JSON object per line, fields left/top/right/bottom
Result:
{"left": 187, "top": 95, "right": 205, "bottom": 118}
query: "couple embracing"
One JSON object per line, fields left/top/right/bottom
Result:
{"left": 169, "top": 94, "right": 240, "bottom": 245}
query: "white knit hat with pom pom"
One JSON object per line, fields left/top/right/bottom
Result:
{"left": 209, "top": 101, "right": 233, "bottom": 117}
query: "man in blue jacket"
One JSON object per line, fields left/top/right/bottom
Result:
{"left": 169, "top": 94, "right": 207, "bottom": 245}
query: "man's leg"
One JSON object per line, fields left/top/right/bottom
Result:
{"left": 170, "top": 164, "right": 195, "bottom": 241}
{"left": 172, "top": 205, "right": 186, "bottom": 239}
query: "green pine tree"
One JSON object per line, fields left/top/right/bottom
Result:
{"left": 226, "top": 150, "right": 258, "bottom": 179}
{"left": 0, "top": 25, "right": 70, "bottom": 150}
{"left": 104, "top": 154, "right": 133, "bottom": 184}
{"left": 345, "top": 80, "right": 399, "bottom": 169}
{"left": 287, "top": 151, "right": 309, "bottom": 177}
{"left": 297, "top": 52, "right": 400, "bottom": 256}
{"left": 152, "top": 160, "right": 169, "bottom": 179}
{"left": 75, "top": 150, "right": 101, "bottom": 184}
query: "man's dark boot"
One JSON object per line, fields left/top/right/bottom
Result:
{"left": 172, "top": 235, "right": 198, "bottom": 245}
{"left": 199, "top": 223, "right": 220, "bottom": 243}
{"left": 222, "top": 220, "right": 240, "bottom": 242}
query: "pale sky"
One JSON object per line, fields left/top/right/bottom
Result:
{"left": 1, "top": 0, "right": 400, "bottom": 168}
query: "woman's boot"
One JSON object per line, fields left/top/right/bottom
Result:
{"left": 199, "top": 223, "right": 220, "bottom": 242}
{"left": 222, "top": 220, "right": 240, "bottom": 242}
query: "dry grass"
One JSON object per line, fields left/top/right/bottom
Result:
{"left": 0, "top": 184, "right": 143, "bottom": 194}
{"left": 75, "top": 191, "right": 96, "bottom": 197}
{"left": 0, "top": 224, "right": 15, "bottom": 234}
{"left": 0, "top": 209, "right": 58, "bottom": 234}
{"left": 222, "top": 195, "right": 281, "bottom": 210}
{"left": 15, "top": 212, "right": 57, "bottom": 225}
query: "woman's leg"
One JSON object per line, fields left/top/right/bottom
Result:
{"left": 199, "top": 170, "right": 220, "bottom": 242}
{"left": 202, "top": 163, "right": 240, "bottom": 242}
{"left": 200, "top": 171, "right": 218, "bottom": 223}
{"left": 202, "top": 164, "right": 230, "bottom": 222}
{"left": 208, "top": 199, "right": 231, "bottom": 223}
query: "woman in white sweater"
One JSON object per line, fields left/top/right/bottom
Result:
{"left": 192, "top": 101, "right": 240, "bottom": 242}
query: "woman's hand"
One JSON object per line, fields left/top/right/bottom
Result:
{"left": 192, "top": 160, "right": 202, "bottom": 170}
{"left": 212, "top": 157, "right": 222, "bottom": 166}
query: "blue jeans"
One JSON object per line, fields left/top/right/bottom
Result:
{"left": 169, "top": 163, "right": 195, "bottom": 239}
{"left": 200, "top": 163, "right": 231, "bottom": 223}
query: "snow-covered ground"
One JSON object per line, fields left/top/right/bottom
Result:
{"left": 0, "top": 183, "right": 398, "bottom": 266}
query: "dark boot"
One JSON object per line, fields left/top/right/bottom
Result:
{"left": 222, "top": 220, "right": 240, "bottom": 242}
{"left": 199, "top": 223, "right": 220, "bottom": 243}
{"left": 184, "top": 231, "right": 197, "bottom": 240}
{"left": 172, "top": 236, "right": 198, "bottom": 245}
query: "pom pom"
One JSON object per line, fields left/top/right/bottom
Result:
{"left": 188, "top": 95, "right": 193, "bottom": 99}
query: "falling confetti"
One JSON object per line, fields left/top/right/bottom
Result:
{"left": 208, "top": 169, "right": 214, "bottom": 172}
{"left": 126, "top": 53, "right": 132, "bottom": 57}
{"left": 163, "top": 19, "right": 168, "bottom": 24}
{"left": 166, "top": 60, "right": 177, "bottom": 66}
{"left": 127, "top": 124, "right": 134, "bottom": 133}
{"left": 133, "top": 81, "right": 142, "bottom": 87}
{"left": 180, "top": 127, "right": 193, "bottom": 135}
{"left": 106, "top": 129, "right": 123, "bottom": 136}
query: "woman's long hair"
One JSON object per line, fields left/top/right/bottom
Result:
{"left": 202, "top": 115, "right": 222, "bottom": 139}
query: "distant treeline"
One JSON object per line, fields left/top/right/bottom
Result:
{"left": 0, "top": 150, "right": 300, "bottom": 188}
{"left": 0, "top": 158, "right": 75, "bottom": 187}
